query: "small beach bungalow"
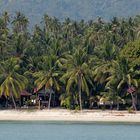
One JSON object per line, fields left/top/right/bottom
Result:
{"left": 0, "top": 90, "right": 32, "bottom": 108}
{"left": 33, "top": 87, "right": 59, "bottom": 109}
{"left": 20, "top": 90, "right": 32, "bottom": 107}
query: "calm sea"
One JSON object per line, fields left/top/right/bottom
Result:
{"left": 0, "top": 121, "right": 140, "bottom": 140}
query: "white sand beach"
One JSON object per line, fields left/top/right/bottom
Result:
{"left": 0, "top": 109, "right": 140, "bottom": 122}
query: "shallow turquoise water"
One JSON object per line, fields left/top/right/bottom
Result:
{"left": 0, "top": 121, "right": 140, "bottom": 140}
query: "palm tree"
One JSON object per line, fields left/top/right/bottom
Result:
{"left": 2, "top": 11, "right": 10, "bottom": 28}
{"left": 12, "top": 12, "right": 29, "bottom": 33}
{"left": 0, "top": 12, "right": 10, "bottom": 60}
{"left": 105, "top": 83, "right": 125, "bottom": 110}
{"left": 0, "top": 58, "right": 28, "bottom": 109}
{"left": 34, "top": 55, "right": 60, "bottom": 109}
{"left": 106, "top": 57, "right": 138, "bottom": 110}
{"left": 61, "top": 47, "right": 93, "bottom": 110}
{"left": 92, "top": 42, "right": 118, "bottom": 85}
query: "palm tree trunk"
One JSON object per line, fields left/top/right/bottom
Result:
{"left": 117, "top": 103, "right": 120, "bottom": 110}
{"left": 48, "top": 92, "right": 52, "bottom": 109}
{"left": 79, "top": 91, "right": 82, "bottom": 110}
{"left": 131, "top": 93, "right": 137, "bottom": 111}
{"left": 19, "top": 96, "right": 22, "bottom": 107}
{"left": 38, "top": 98, "right": 41, "bottom": 110}
{"left": 110, "top": 103, "right": 112, "bottom": 110}
{"left": 72, "top": 93, "right": 75, "bottom": 109}
{"left": 10, "top": 92, "right": 16, "bottom": 109}
{"left": 78, "top": 78, "right": 82, "bottom": 110}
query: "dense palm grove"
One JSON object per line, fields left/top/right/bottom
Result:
{"left": 0, "top": 11, "right": 140, "bottom": 110}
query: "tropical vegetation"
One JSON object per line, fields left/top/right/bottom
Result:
{"left": 0, "top": 11, "right": 140, "bottom": 110}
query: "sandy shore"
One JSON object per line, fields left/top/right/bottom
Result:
{"left": 0, "top": 109, "right": 140, "bottom": 122}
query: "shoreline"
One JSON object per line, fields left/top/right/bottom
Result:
{"left": 0, "top": 109, "right": 140, "bottom": 123}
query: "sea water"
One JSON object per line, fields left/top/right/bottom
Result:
{"left": 0, "top": 121, "right": 140, "bottom": 140}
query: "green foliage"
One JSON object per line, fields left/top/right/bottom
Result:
{"left": 0, "top": 57, "right": 28, "bottom": 108}
{"left": 121, "top": 39, "right": 140, "bottom": 58}
{"left": 127, "top": 107, "right": 134, "bottom": 113}
{"left": 0, "top": 11, "right": 140, "bottom": 110}
{"left": 75, "top": 105, "right": 80, "bottom": 111}
{"left": 59, "top": 94, "right": 72, "bottom": 109}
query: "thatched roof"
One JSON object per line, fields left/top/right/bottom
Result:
{"left": 20, "top": 90, "right": 32, "bottom": 96}
{"left": 33, "top": 88, "right": 54, "bottom": 95}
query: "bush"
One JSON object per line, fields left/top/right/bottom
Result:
{"left": 127, "top": 107, "right": 134, "bottom": 113}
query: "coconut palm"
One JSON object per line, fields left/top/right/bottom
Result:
{"left": 2, "top": 11, "right": 10, "bottom": 28}
{"left": 92, "top": 42, "right": 118, "bottom": 85}
{"left": 0, "top": 58, "right": 28, "bottom": 109}
{"left": 34, "top": 55, "right": 60, "bottom": 109}
{"left": 106, "top": 57, "right": 138, "bottom": 110}
{"left": 61, "top": 47, "right": 93, "bottom": 110}
{"left": 12, "top": 12, "right": 29, "bottom": 33}
{"left": 0, "top": 12, "right": 10, "bottom": 60}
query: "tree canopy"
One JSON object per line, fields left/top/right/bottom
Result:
{"left": 0, "top": 12, "right": 140, "bottom": 110}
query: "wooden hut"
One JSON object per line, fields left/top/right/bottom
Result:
{"left": 20, "top": 90, "right": 32, "bottom": 107}
{"left": 33, "top": 88, "right": 58, "bottom": 108}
